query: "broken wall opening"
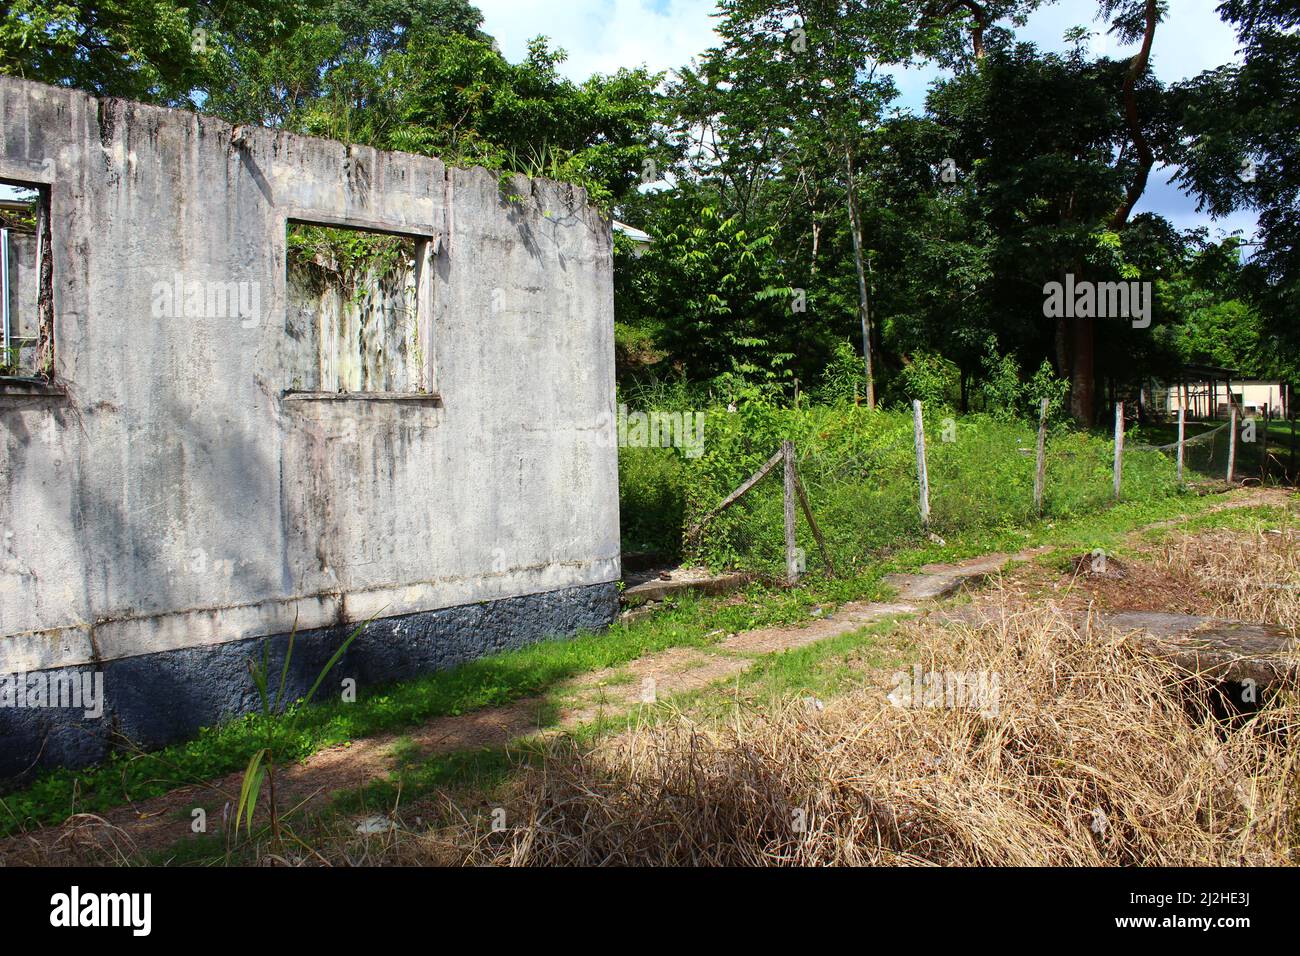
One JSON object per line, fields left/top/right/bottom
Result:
{"left": 285, "top": 222, "right": 431, "bottom": 394}
{"left": 0, "top": 180, "right": 53, "bottom": 379}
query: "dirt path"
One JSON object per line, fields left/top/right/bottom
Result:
{"left": 0, "top": 597, "right": 924, "bottom": 864}
{"left": 2, "top": 487, "right": 1288, "bottom": 864}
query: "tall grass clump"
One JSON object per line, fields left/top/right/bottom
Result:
{"left": 1152, "top": 520, "right": 1300, "bottom": 634}
{"left": 616, "top": 377, "right": 708, "bottom": 558}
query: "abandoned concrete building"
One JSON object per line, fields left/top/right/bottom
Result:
{"left": 0, "top": 75, "right": 620, "bottom": 777}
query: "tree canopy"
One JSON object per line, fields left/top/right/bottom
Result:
{"left": 3, "top": 0, "right": 1293, "bottom": 417}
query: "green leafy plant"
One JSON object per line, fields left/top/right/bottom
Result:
{"left": 231, "top": 619, "right": 368, "bottom": 856}
{"left": 897, "top": 352, "right": 961, "bottom": 408}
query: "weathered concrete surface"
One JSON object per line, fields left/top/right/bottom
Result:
{"left": 0, "top": 582, "right": 617, "bottom": 779}
{"left": 883, "top": 550, "right": 1048, "bottom": 602}
{"left": 621, "top": 568, "right": 750, "bottom": 606}
{"left": 0, "top": 77, "right": 620, "bottom": 774}
{"left": 1104, "top": 611, "right": 1298, "bottom": 688}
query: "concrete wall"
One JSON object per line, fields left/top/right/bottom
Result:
{"left": 0, "top": 77, "right": 620, "bottom": 775}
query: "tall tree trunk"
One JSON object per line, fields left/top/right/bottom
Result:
{"left": 845, "top": 151, "right": 875, "bottom": 408}
{"left": 1070, "top": 315, "right": 1095, "bottom": 426}
{"left": 922, "top": 1, "right": 989, "bottom": 61}
{"left": 1054, "top": 317, "right": 1069, "bottom": 379}
{"left": 1065, "top": 0, "right": 1159, "bottom": 426}
{"left": 1109, "top": 0, "right": 1159, "bottom": 231}
{"left": 968, "top": 2, "right": 987, "bottom": 58}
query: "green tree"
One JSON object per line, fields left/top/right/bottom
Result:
{"left": 1, "top": 0, "right": 223, "bottom": 101}
{"left": 0, "top": 0, "right": 486, "bottom": 113}
{"left": 1176, "top": 0, "right": 1300, "bottom": 371}
{"left": 617, "top": 196, "right": 795, "bottom": 381}
{"left": 293, "top": 32, "right": 662, "bottom": 207}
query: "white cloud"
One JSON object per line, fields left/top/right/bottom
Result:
{"left": 1016, "top": 0, "right": 1241, "bottom": 83}
{"left": 476, "top": 0, "right": 1242, "bottom": 88}
{"left": 473, "top": 0, "right": 1252, "bottom": 234}
{"left": 890, "top": 0, "right": 1243, "bottom": 113}
{"left": 475, "top": 0, "right": 720, "bottom": 80}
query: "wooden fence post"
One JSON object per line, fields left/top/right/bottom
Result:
{"left": 1176, "top": 407, "right": 1185, "bottom": 484}
{"left": 912, "top": 400, "right": 930, "bottom": 529}
{"left": 1227, "top": 406, "right": 1237, "bottom": 484}
{"left": 1113, "top": 402, "right": 1124, "bottom": 500}
{"left": 686, "top": 441, "right": 834, "bottom": 581}
{"left": 792, "top": 463, "right": 836, "bottom": 578}
{"left": 783, "top": 440, "right": 799, "bottom": 584}
{"left": 1033, "top": 397, "right": 1049, "bottom": 515}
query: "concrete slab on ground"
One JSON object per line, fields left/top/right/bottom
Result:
{"left": 933, "top": 605, "right": 1298, "bottom": 688}
{"left": 883, "top": 548, "right": 1049, "bottom": 602}
{"left": 621, "top": 568, "right": 749, "bottom": 606}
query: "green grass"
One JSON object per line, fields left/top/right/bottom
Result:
{"left": 143, "top": 490, "right": 1293, "bottom": 864}
{"left": 0, "top": 482, "right": 1251, "bottom": 839}
{"left": 1262, "top": 420, "right": 1298, "bottom": 473}
{"left": 1142, "top": 501, "right": 1295, "bottom": 539}
{"left": 0, "top": 574, "right": 880, "bottom": 836}
{"left": 332, "top": 746, "right": 521, "bottom": 820}
{"left": 309, "top": 614, "right": 917, "bottom": 858}
{"left": 204, "top": 493, "right": 1299, "bottom": 864}
{"left": 668, "top": 406, "right": 1187, "bottom": 578}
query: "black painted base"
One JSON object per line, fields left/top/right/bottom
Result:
{"left": 0, "top": 582, "right": 619, "bottom": 782}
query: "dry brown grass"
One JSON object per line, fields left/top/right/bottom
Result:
{"left": 390, "top": 602, "right": 1299, "bottom": 867}
{"left": 1149, "top": 525, "right": 1300, "bottom": 634}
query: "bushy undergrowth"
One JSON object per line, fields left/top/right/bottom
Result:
{"left": 619, "top": 447, "right": 687, "bottom": 558}
{"left": 619, "top": 384, "right": 1184, "bottom": 578}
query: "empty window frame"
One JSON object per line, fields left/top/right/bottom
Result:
{"left": 0, "top": 181, "right": 53, "bottom": 380}
{"left": 285, "top": 221, "right": 434, "bottom": 395}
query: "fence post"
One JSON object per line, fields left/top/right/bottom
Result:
{"left": 913, "top": 400, "right": 930, "bottom": 529}
{"left": 1227, "top": 406, "right": 1237, "bottom": 485}
{"left": 1284, "top": 400, "right": 1294, "bottom": 481}
{"left": 1033, "top": 397, "right": 1049, "bottom": 515}
{"left": 1113, "top": 402, "right": 1124, "bottom": 500}
{"left": 1262, "top": 407, "right": 1270, "bottom": 482}
{"left": 1176, "top": 407, "right": 1185, "bottom": 484}
{"left": 792, "top": 463, "right": 836, "bottom": 577}
{"left": 783, "top": 440, "right": 799, "bottom": 585}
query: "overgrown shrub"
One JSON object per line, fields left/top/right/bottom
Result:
{"left": 896, "top": 351, "right": 960, "bottom": 407}
{"left": 616, "top": 383, "right": 1182, "bottom": 577}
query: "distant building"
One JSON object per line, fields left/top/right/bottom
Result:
{"left": 613, "top": 220, "right": 652, "bottom": 257}
{"left": 1157, "top": 364, "right": 1290, "bottom": 419}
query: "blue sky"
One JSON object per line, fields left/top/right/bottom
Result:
{"left": 475, "top": 0, "right": 1256, "bottom": 240}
